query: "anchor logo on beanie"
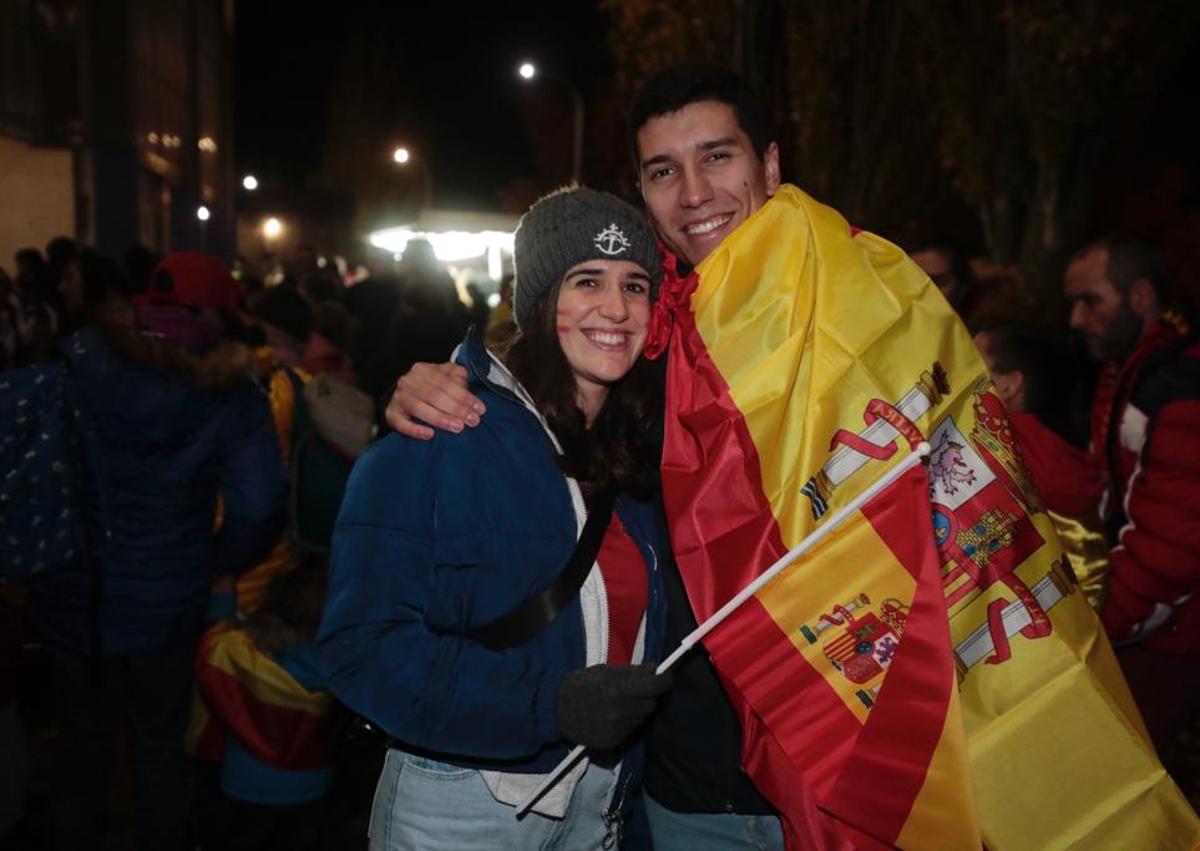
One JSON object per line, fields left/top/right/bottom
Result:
{"left": 594, "top": 224, "right": 631, "bottom": 257}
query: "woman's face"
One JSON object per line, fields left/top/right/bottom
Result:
{"left": 554, "top": 259, "right": 652, "bottom": 416}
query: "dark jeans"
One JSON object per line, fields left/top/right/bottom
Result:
{"left": 203, "top": 793, "right": 324, "bottom": 851}
{"left": 47, "top": 638, "right": 195, "bottom": 851}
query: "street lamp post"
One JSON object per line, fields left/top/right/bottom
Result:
{"left": 517, "top": 61, "right": 583, "bottom": 185}
{"left": 392, "top": 145, "right": 434, "bottom": 209}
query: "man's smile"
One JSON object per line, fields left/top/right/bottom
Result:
{"left": 683, "top": 213, "right": 734, "bottom": 236}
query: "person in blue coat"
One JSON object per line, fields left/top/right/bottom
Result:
{"left": 23, "top": 251, "right": 288, "bottom": 851}
{"left": 318, "top": 186, "right": 673, "bottom": 850}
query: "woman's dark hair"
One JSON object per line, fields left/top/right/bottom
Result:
{"left": 502, "top": 283, "right": 660, "bottom": 501}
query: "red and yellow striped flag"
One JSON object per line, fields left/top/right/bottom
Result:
{"left": 189, "top": 622, "right": 330, "bottom": 769}
{"left": 646, "top": 184, "right": 1199, "bottom": 849}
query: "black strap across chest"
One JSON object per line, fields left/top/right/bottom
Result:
{"left": 469, "top": 486, "right": 617, "bottom": 652}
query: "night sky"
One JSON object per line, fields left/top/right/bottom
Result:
{"left": 235, "top": 0, "right": 614, "bottom": 211}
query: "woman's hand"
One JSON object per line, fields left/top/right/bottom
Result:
{"left": 556, "top": 664, "right": 672, "bottom": 750}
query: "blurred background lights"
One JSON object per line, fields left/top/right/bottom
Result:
{"left": 517, "top": 61, "right": 536, "bottom": 80}
{"left": 242, "top": 174, "right": 259, "bottom": 191}
{"left": 368, "top": 226, "right": 513, "bottom": 266}
{"left": 196, "top": 205, "right": 211, "bottom": 222}
{"left": 263, "top": 216, "right": 283, "bottom": 238}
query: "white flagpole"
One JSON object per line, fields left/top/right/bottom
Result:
{"left": 514, "top": 443, "right": 931, "bottom": 818}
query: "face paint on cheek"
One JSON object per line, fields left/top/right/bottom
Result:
{"left": 555, "top": 308, "right": 570, "bottom": 335}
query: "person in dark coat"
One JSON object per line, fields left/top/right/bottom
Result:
{"left": 25, "top": 251, "right": 288, "bottom": 851}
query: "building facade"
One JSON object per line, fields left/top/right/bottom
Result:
{"left": 0, "top": 0, "right": 235, "bottom": 266}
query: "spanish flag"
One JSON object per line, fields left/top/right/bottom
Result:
{"left": 189, "top": 622, "right": 330, "bottom": 769}
{"left": 645, "top": 185, "right": 1199, "bottom": 849}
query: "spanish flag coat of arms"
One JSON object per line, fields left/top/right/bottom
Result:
{"left": 645, "top": 185, "right": 1199, "bottom": 849}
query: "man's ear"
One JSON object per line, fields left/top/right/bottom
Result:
{"left": 1128, "top": 277, "right": 1159, "bottom": 320}
{"left": 995, "top": 370, "right": 1026, "bottom": 413}
{"left": 763, "top": 142, "right": 781, "bottom": 197}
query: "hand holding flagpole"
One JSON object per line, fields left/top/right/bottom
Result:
{"left": 514, "top": 443, "right": 932, "bottom": 818}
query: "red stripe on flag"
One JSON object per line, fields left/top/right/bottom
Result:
{"left": 820, "top": 467, "right": 958, "bottom": 844}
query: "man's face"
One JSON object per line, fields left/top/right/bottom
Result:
{"left": 912, "top": 249, "right": 962, "bottom": 306}
{"left": 637, "top": 100, "right": 780, "bottom": 268}
{"left": 973, "top": 330, "right": 1024, "bottom": 412}
{"left": 1064, "top": 247, "right": 1143, "bottom": 362}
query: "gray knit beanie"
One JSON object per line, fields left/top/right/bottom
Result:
{"left": 512, "top": 186, "right": 662, "bottom": 331}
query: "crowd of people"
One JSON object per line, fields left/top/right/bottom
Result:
{"left": 0, "top": 232, "right": 493, "bottom": 849}
{"left": 1, "top": 62, "right": 1198, "bottom": 851}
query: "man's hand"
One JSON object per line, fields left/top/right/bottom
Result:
{"left": 384, "top": 361, "right": 487, "bottom": 440}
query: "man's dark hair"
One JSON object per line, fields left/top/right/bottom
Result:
{"left": 627, "top": 64, "right": 774, "bottom": 169}
{"left": 975, "top": 318, "right": 1090, "bottom": 444}
{"left": 44, "top": 236, "right": 78, "bottom": 272}
{"left": 77, "top": 250, "right": 130, "bottom": 307}
{"left": 251, "top": 284, "right": 313, "bottom": 343}
{"left": 912, "top": 240, "right": 976, "bottom": 288}
{"left": 14, "top": 247, "right": 45, "bottom": 272}
{"left": 1075, "top": 235, "right": 1168, "bottom": 304}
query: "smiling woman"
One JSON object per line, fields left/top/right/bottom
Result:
{"left": 317, "top": 186, "right": 675, "bottom": 850}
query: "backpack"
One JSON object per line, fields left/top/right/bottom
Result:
{"left": 282, "top": 369, "right": 375, "bottom": 553}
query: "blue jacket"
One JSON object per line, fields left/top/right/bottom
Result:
{"left": 317, "top": 334, "right": 669, "bottom": 814}
{"left": 27, "top": 327, "right": 287, "bottom": 655}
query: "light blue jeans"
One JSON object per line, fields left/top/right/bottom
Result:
{"left": 369, "top": 749, "right": 618, "bottom": 850}
{"left": 644, "top": 794, "right": 785, "bottom": 851}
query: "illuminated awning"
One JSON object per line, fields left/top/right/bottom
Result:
{"left": 368, "top": 209, "right": 518, "bottom": 280}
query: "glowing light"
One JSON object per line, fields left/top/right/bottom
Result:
{"left": 368, "top": 227, "right": 514, "bottom": 264}
{"left": 196, "top": 205, "right": 211, "bottom": 222}
{"left": 392, "top": 146, "right": 411, "bottom": 164}
{"left": 263, "top": 217, "right": 283, "bottom": 239}
{"left": 242, "top": 174, "right": 259, "bottom": 191}
{"left": 518, "top": 62, "right": 536, "bottom": 80}
{"left": 147, "top": 132, "right": 159, "bottom": 144}
{"left": 487, "top": 293, "right": 501, "bottom": 308}
{"left": 198, "top": 136, "right": 217, "bottom": 152}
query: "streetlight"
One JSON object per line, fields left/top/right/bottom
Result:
{"left": 242, "top": 174, "right": 259, "bottom": 191}
{"left": 391, "top": 144, "right": 433, "bottom": 209}
{"left": 196, "top": 205, "right": 210, "bottom": 250}
{"left": 516, "top": 60, "right": 583, "bottom": 185}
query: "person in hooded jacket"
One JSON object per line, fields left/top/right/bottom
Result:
{"left": 317, "top": 187, "right": 673, "bottom": 850}
{"left": 25, "top": 250, "right": 288, "bottom": 851}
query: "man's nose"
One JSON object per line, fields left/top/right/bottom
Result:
{"left": 1068, "top": 301, "right": 1085, "bottom": 330}
{"left": 679, "top": 166, "right": 713, "bottom": 208}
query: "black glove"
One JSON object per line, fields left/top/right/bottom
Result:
{"left": 556, "top": 663, "right": 673, "bottom": 750}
